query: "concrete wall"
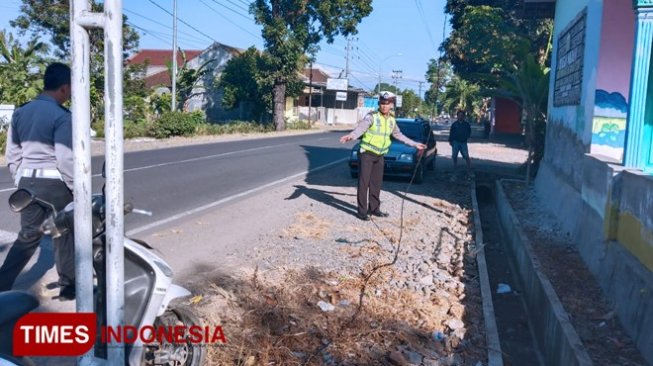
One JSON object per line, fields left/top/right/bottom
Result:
{"left": 537, "top": 0, "right": 604, "bottom": 234}
{"left": 577, "top": 155, "right": 653, "bottom": 364}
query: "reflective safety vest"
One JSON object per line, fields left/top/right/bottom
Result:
{"left": 360, "top": 112, "right": 395, "bottom": 155}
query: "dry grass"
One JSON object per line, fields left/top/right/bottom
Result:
{"left": 282, "top": 212, "right": 332, "bottom": 240}
{"left": 192, "top": 264, "right": 484, "bottom": 365}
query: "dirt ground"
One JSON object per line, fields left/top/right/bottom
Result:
{"left": 184, "top": 165, "right": 488, "bottom": 366}
{"left": 502, "top": 180, "right": 647, "bottom": 366}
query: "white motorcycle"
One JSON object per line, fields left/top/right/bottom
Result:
{"left": 7, "top": 187, "right": 206, "bottom": 366}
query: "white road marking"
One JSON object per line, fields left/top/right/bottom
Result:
{"left": 127, "top": 157, "right": 348, "bottom": 236}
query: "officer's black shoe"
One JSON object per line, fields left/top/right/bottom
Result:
{"left": 356, "top": 212, "right": 370, "bottom": 221}
{"left": 370, "top": 210, "right": 389, "bottom": 218}
{"left": 58, "top": 285, "right": 76, "bottom": 301}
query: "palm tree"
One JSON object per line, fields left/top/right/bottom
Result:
{"left": 441, "top": 76, "right": 481, "bottom": 115}
{"left": 495, "top": 50, "right": 550, "bottom": 183}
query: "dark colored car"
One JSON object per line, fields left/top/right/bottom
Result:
{"left": 348, "top": 118, "right": 437, "bottom": 184}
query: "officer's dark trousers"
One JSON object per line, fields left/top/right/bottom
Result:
{"left": 358, "top": 151, "right": 384, "bottom": 216}
{"left": 0, "top": 177, "right": 74, "bottom": 291}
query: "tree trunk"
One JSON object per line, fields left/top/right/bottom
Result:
{"left": 273, "top": 81, "right": 286, "bottom": 131}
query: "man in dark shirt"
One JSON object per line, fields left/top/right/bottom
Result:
{"left": 448, "top": 110, "right": 472, "bottom": 171}
{"left": 1, "top": 62, "right": 75, "bottom": 300}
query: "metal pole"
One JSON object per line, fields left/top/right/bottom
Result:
{"left": 171, "top": 0, "right": 178, "bottom": 111}
{"left": 70, "top": 1, "right": 97, "bottom": 364}
{"left": 104, "top": 0, "right": 125, "bottom": 363}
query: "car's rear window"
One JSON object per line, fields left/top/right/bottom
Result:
{"left": 397, "top": 122, "right": 423, "bottom": 141}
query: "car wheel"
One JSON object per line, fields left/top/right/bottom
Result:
{"left": 426, "top": 156, "right": 436, "bottom": 171}
{"left": 413, "top": 166, "right": 424, "bottom": 184}
{"left": 351, "top": 171, "right": 358, "bottom": 179}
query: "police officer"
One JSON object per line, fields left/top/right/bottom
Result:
{"left": 1, "top": 62, "right": 75, "bottom": 300}
{"left": 340, "top": 92, "right": 426, "bottom": 220}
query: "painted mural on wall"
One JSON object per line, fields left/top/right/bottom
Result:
{"left": 592, "top": 89, "right": 627, "bottom": 160}
{"left": 590, "top": 0, "right": 635, "bottom": 162}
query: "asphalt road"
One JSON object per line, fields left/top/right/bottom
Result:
{"left": 0, "top": 131, "right": 350, "bottom": 236}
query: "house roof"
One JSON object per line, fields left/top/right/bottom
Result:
{"left": 302, "top": 68, "right": 331, "bottom": 83}
{"left": 127, "top": 49, "right": 202, "bottom": 66}
{"left": 144, "top": 69, "right": 171, "bottom": 88}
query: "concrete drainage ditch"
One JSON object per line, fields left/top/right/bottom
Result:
{"left": 472, "top": 176, "right": 595, "bottom": 366}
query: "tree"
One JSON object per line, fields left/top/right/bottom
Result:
{"left": 440, "top": 76, "right": 480, "bottom": 115}
{"left": 0, "top": 30, "right": 48, "bottom": 105}
{"left": 396, "top": 89, "right": 421, "bottom": 118}
{"left": 251, "top": 0, "right": 373, "bottom": 130}
{"left": 442, "top": 1, "right": 552, "bottom": 86}
{"left": 166, "top": 50, "right": 211, "bottom": 112}
{"left": 11, "top": 0, "right": 141, "bottom": 121}
{"left": 11, "top": 0, "right": 139, "bottom": 59}
{"left": 218, "top": 47, "right": 271, "bottom": 121}
{"left": 424, "top": 59, "right": 453, "bottom": 115}
{"left": 494, "top": 49, "right": 550, "bottom": 182}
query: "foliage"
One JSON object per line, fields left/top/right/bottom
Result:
{"left": 150, "top": 111, "right": 201, "bottom": 139}
{"left": 494, "top": 49, "right": 550, "bottom": 177}
{"left": 149, "top": 91, "right": 172, "bottom": 118}
{"left": 218, "top": 47, "right": 274, "bottom": 121}
{"left": 372, "top": 82, "right": 400, "bottom": 95}
{"left": 11, "top": 0, "right": 142, "bottom": 121}
{"left": 0, "top": 131, "right": 6, "bottom": 155}
{"left": 396, "top": 89, "right": 421, "bottom": 118}
{"left": 442, "top": 1, "right": 552, "bottom": 87}
{"left": 251, "top": 0, "right": 373, "bottom": 131}
{"left": 424, "top": 59, "right": 453, "bottom": 108}
{"left": 167, "top": 50, "right": 211, "bottom": 111}
{"left": 11, "top": 0, "right": 139, "bottom": 59}
{"left": 0, "top": 30, "right": 48, "bottom": 105}
{"left": 440, "top": 76, "right": 480, "bottom": 115}
{"left": 197, "top": 120, "right": 275, "bottom": 135}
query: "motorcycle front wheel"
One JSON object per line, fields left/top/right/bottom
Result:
{"left": 145, "top": 307, "right": 207, "bottom": 366}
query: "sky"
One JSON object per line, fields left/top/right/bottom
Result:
{"left": 0, "top": 0, "right": 451, "bottom": 97}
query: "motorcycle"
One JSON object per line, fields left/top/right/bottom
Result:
{"left": 6, "top": 186, "right": 206, "bottom": 366}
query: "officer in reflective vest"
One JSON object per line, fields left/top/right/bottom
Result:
{"left": 340, "top": 92, "right": 426, "bottom": 220}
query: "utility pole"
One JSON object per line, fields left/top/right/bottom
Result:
{"left": 308, "top": 61, "right": 313, "bottom": 128}
{"left": 345, "top": 37, "right": 353, "bottom": 79}
{"left": 171, "top": 0, "right": 178, "bottom": 111}
{"left": 418, "top": 81, "right": 424, "bottom": 114}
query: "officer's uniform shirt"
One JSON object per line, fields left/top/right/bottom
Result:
{"left": 5, "top": 94, "right": 74, "bottom": 191}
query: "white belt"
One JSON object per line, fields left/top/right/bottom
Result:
{"left": 19, "top": 168, "right": 63, "bottom": 180}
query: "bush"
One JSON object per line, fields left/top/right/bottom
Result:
{"left": 150, "top": 111, "right": 200, "bottom": 139}
{"left": 0, "top": 131, "right": 6, "bottom": 155}
{"left": 287, "top": 120, "right": 312, "bottom": 130}
{"left": 91, "top": 119, "right": 152, "bottom": 139}
{"left": 196, "top": 120, "right": 273, "bottom": 136}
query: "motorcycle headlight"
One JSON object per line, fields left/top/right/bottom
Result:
{"left": 398, "top": 153, "right": 414, "bottom": 162}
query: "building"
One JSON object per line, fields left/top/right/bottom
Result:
{"left": 127, "top": 42, "right": 244, "bottom": 121}
{"left": 533, "top": 0, "right": 653, "bottom": 363}
{"left": 285, "top": 67, "right": 369, "bottom": 125}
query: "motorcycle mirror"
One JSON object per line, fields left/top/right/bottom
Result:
{"left": 8, "top": 188, "right": 35, "bottom": 212}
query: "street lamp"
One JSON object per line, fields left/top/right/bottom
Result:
{"left": 377, "top": 53, "right": 402, "bottom": 95}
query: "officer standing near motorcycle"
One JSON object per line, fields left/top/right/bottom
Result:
{"left": 1, "top": 62, "right": 76, "bottom": 300}
{"left": 340, "top": 92, "right": 426, "bottom": 220}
